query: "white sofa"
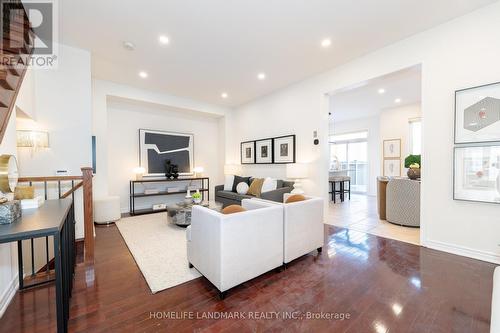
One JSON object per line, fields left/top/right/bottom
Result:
{"left": 492, "top": 267, "right": 500, "bottom": 333}
{"left": 186, "top": 199, "right": 284, "bottom": 298}
{"left": 252, "top": 194, "right": 325, "bottom": 264}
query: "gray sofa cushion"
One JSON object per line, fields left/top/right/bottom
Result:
{"left": 216, "top": 190, "right": 253, "bottom": 201}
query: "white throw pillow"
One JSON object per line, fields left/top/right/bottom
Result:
{"left": 236, "top": 182, "right": 249, "bottom": 195}
{"left": 224, "top": 175, "right": 234, "bottom": 191}
{"left": 261, "top": 177, "right": 277, "bottom": 193}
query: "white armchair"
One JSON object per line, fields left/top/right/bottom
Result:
{"left": 186, "top": 199, "right": 283, "bottom": 298}
{"left": 282, "top": 193, "right": 325, "bottom": 264}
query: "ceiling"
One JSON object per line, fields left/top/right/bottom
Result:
{"left": 329, "top": 66, "right": 421, "bottom": 122}
{"left": 59, "top": 0, "right": 495, "bottom": 107}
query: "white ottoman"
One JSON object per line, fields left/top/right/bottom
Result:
{"left": 94, "top": 196, "right": 121, "bottom": 225}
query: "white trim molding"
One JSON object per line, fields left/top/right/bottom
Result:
{"left": 0, "top": 273, "right": 18, "bottom": 318}
{"left": 426, "top": 240, "right": 500, "bottom": 265}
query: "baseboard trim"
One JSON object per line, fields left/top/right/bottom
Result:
{"left": 0, "top": 273, "right": 19, "bottom": 318}
{"left": 426, "top": 239, "right": 500, "bottom": 264}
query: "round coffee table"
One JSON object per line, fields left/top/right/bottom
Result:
{"left": 167, "top": 201, "right": 222, "bottom": 227}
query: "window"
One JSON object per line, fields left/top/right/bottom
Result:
{"left": 329, "top": 131, "right": 368, "bottom": 193}
{"left": 409, "top": 119, "right": 422, "bottom": 155}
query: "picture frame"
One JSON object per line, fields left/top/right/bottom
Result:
{"left": 241, "top": 141, "right": 256, "bottom": 164}
{"left": 453, "top": 144, "right": 500, "bottom": 204}
{"left": 383, "top": 159, "right": 401, "bottom": 177}
{"left": 383, "top": 139, "right": 401, "bottom": 158}
{"left": 255, "top": 138, "right": 273, "bottom": 164}
{"left": 454, "top": 81, "right": 500, "bottom": 144}
{"left": 273, "top": 135, "right": 296, "bottom": 164}
{"left": 139, "top": 129, "right": 194, "bottom": 177}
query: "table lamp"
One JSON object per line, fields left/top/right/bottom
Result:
{"left": 133, "top": 166, "right": 146, "bottom": 180}
{"left": 192, "top": 166, "right": 204, "bottom": 177}
{"left": 286, "top": 163, "right": 309, "bottom": 194}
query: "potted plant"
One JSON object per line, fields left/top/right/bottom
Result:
{"left": 404, "top": 155, "right": 421, "bottom": 180}
{"left": 192, "top": 191, "right": 202, "bottom": 204}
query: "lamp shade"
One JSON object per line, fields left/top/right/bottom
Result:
{"left": 133, "top": 167, "right": 146, "bottom": 174}
{"left": 192, "top": 166, "right": 204, "bottom": 173}
{"left": 286, "top": 163, "right": 309, "bottom": 179}
{"left": 224, "top": 164, "right": 242, "bottom": 175}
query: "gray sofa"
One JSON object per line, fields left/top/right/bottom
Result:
{"left": 215, "top": 179, "right": 294, "bottom": 208}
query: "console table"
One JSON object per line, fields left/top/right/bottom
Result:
{"left": 0, "top": 198, "right": 76, "bottom": 333}
{"left": 129, "top": 177, "right": 209, "bottom": 216}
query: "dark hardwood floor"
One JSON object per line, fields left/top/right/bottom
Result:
{"left": 0, "top": 224, "right": 495, "bottom": 332}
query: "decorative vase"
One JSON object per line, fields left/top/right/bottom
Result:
{"left": 407, "top": 168, "right": 421, "bottom": 180}
{"left": 184, "top": 189, "right": 192, "bottom": 204}
{"left": 193, "top": 197, "right": 202, "bottom": 204}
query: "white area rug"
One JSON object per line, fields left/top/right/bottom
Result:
{"left": 116, "top": 213, "right": 201, "bottom": 293}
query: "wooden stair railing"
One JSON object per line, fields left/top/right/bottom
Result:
{"left": 0, "top": 0, "right": 34, "bottom": 143}
{"left": 18, "top": 167, "right": 95, "bottom": 267}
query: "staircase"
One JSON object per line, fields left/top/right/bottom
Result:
{"left": 0, "top": 0, "right": 34, "bottom": 143}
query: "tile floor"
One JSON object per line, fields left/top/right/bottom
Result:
{"left": 327, "top": 193, "right": 421, "bottom": 245}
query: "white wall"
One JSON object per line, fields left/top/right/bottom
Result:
{"left": 380, "top": 103, "right": 421, "bottom": 173}
{"left": 227, "top": 2, "right": 500, "bottom": 263}
{"left": 330, "top": 116, "right": 380, "bottom": 196}
{"left": 107, "top": 100, "right": 223, "bottom": 213}
{"left": 16, "top": 44, "right": 92, "bottom": 239}
{"left": 92, "top": 80, "right": 229, "bottom": 201}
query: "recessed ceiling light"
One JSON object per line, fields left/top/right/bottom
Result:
{"left": 221, "top": 92, "right": 228, "bottom": 99}
{"left": 123, "top": 41, "right": 135, "bottom": 51}
{"left": 378, "top": 88, "right": 386, "bottom": 94}
{"left": 257, "top": 73, "right": 266, "bottom": 80}
{"left": 158, "top": 35, "right": 169, "bottom": 45}
{"left": 138, "top": 71, "right": 148, "bottom": 78}
{"left": 394, "top": 98, "right": 402, "bottom": 103}
{"left": 321, "top": 39, "right": 332, "bottom": 48}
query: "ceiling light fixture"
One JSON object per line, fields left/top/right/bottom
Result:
{"left": 158, "top": 35, "right": 170, "bottom": 45}
{"left": 321, "top": 39, "right": 332, "bottom": 48}
{"left": 138, "top": 71, "right": 148, "bottom": 78}
{"left": 257, "top": 73, "right": 266, "bottom": 80}
{"left": 394, "top": 98, "right": 402, "bottom": 103}
{"left": 378, "top": 88, "right": 386, "bottom": 94}
{"left": 221, "top": 92, "right": 228, "bottom": 99}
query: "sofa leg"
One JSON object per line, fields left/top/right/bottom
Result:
{"left": 317, "top": 247, "right": 323, "bottom": 254}
{"left": 218, "top": 291, "right": 227, "bottom": 300}
{"left": 188, "top": 262, "right": 193, "bottom": 268}
{"left": 283, "top": 263, "right": 289, "bottom": 270}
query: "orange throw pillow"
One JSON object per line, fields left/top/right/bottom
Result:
{"left": 222, "top": 205, "right": 247, "bottom": 215}
{"left": 285, "top": 194, "right": 306, "bottom": 203}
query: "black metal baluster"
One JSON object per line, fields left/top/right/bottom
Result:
{"left": 30, "top": 238, "right": 35, "bottom": 276}
{"left": 44, "top": 181, "right": 48, "bottom": 200}
{"left": 58, "top": 180, "right": 61, "bottom": 198}
{"left": 46, "top": 236, "right": 49, "bottom": 273}
{"left": 71, "top": 180, "right": 74, "bottom": 201}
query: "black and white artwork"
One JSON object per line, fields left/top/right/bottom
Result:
{"left": 139, "top": 129, "right": 194, "bottom": 176}
{"left": 384, "top": 159, "right": 401, "bottom": 177}
{"left": 273, "top": 135, "right": 295, "bottom": 164}
{"left": 455, "top": 82, "right": 500, "bottom": 144}
{"left": 454, "top": 145, "right": 500, "bottom": 204}
{"left": 241, "top": 141, "right": 255, "bottom": 164}
{"left": 256, "top": 139, "right": 273, "bottom": 164}
{"left": 383, "top": 139, "right": 401, "bottom": 158}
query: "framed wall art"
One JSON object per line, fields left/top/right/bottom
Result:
{"left": 455, "top": 81, "right": 500, "bottom": 144}
{"left": 383, "top": 139, "right": 401, "bottom": 158}
{"left": 383, "top": 159, "right": 401, "bottom": 177}
{"left": 255, "top": 138, "right": 273, "bottom": 164}
{"left": 241, "top": 141, "right": 256, "bottom": 164}
{"left": 453, "top": 145, "right": 500, "bottom": 204}
{"left": 139, "top": 129, "right": 194, "bottom": 177}
{"left": 273, "top": 135, "right": 296, "bottom": 164}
